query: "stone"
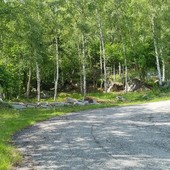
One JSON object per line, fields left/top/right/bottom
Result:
{"left": 92, "top": 100, "right": 98, "bottom": 104}
{"left": 84, "top": 97, "right": 94, "bottom": 103}
{"left": 54, "top": 102, "right": 65, "bottom": 107}
{"left": 40, "top": 91, "right": 51, "bottom": 99}
{"left": 12, "top": 104, "right": 27, "bottom": 109}
{"left": 74, "top": 101, "right": 86, "bottom": 106}
{"left": 26, "top": 104, "right": 36, "bottom": 108}
{"left": 64, "top": 103, "right": 72, "bottom": 106}
{"left": 40, "top": 105, "right": 48, "bottom": 108}
{"left": 66, "top": 97, "right": 77, "bottom": 104}
{"left": 116, "top": 96, "right": 126, "bottom": 102}
{"left": 127, "top": 79, "right": 145, "bottom": 92}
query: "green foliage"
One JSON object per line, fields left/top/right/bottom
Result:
{"left": 0, "top": 102, "right": 13, "bottom": 109}
{"left": 0, "top": 0, "right": 169, "bottom": 99}
{"left": 0, "top": 65, "right": 10, "bottom": 88}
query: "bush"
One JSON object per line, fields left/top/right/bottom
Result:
{"left": 0, "top": 101, "right": 13, "bottom": 109}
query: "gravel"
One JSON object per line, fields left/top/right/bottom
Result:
{"left": 13, "top": 100, "right": 170, "bottom": 170}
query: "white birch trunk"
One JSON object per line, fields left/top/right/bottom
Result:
{"left": 36, "top": 62, "right": 41, "bottom": 102}
{"left": 82, "top": 34, "right": 86, "bottom": 99}
{"left": 123, "top": 43, "right": 128, "bottom": 93}
{"left": 26, "top": 67, "right": 31, "bottom": 98}
{"left": 54, "top": 34, "right": 59, "bottom": 101}
{"left": 96, "top": 9, "right": 107, "bottom": 93}
{"left": 17, "top": 57, "right": 21, "bottom": 99}
{"left": 113, "top": 64, "right": 116, "bottom": 81}
{"left": 100, "top": 41, "right": 103, "bottom": 89}
{"left": 152, "top": 16, "right": 162, "bottom": 86}
{"left": 160, "top": 47, "right": 165, "bottom": 82}
{"left": 162, "top": 58, "right": 165, "bottom": 82}
{"left": 119, "top": 62, "right": 121, "bottom": 76}
{"left": 78, "top": 44, "right": 83, "bottom": 93}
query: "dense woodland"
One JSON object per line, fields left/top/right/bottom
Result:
{"left": 0, "top": 0, "right": 170, "bottom": 101}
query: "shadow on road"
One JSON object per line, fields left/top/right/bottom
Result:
{"left": 13, "top": 101, "right": 170, "bottom": 170}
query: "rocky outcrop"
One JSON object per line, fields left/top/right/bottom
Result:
{"left": 11, "top": 97, "right": 99, "bottom": 109}
{"left": 127, "top": 79, "right": 151, "bottom": 92}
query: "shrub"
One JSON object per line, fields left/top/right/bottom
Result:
{"left": 0, "top": 101, "right": 13, "bottom": 109}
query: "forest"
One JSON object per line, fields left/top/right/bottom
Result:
{"left": 0, "top": 0, "right": 170, "bottom": 101}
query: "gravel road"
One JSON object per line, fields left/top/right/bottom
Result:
{"left": 13, "top": 101, "right": 170, "bottom": 170}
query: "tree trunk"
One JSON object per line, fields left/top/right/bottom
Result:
{"left": 160, "top": 47, "right": 165, "bottom": 82}
{"left": 118, "top": 62, "right": 121, "bottom": 77}
{"left": 96, "top": 9, "right": 107, "bottom": 93}
{"left": 123, "top": 43, "right": 128, "bottom": 93}
{"left": 162, "top": 58, "right": 165, "bottom": 82}
{"left": 82, "top": 34, "right": 86, "bottom": 99}
{"left": 26, "top": 67, "right": 31, "bottom": 98}
{"left": 17, "top": 57, "right": 21, "bottom": 99}
{"left": 77, "top": 43, "right": 83, "bottom": 93}
{"left": 54, "top": 34, "right": 59, "bottom": 101}
{"left": 100, "top": 41, "right": 103, "bottom": 89}
{"left": 113, "top": 64, "right": 116, "bottom": 81}
{"left": 36, "top": 62, "right": 41, "bottom": 102}
{"left": 152, "top": 16, "right": 162, "bottom": 86}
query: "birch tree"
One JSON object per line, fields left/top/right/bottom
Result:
{"left": 96, "top": 9, "right": 107, "bottom": 93}
{"left": 54, "top": 34, "right": 59, "bottom": 101}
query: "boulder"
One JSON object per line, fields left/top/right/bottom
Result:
{"left": 64, "top": 102, "right": 72, "bottom": 106}
{"left": 40, "top": 91, "right": 51, "bottom": 99}
{"left": 26, "top": 104, "right": 36, "bottom": 108}
{"left": 112, "top": 83, "right": 124, "bottom": 91}
{"left": 12, "top": 104, "right": 27, "bottom": 109}
{"left": 66, "top": 97, "right": 77, "bottom": 104}
{"left": 127, "top": 79, "right": 143, "bottom": 92}
{"left": 84, "top": 97, "right": 95, "bottom": 103}
{"left": 74, "top": 101, "right": 86, "bottom": 106}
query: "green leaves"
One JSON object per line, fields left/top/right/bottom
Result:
{"left": 0, "top": 0, "right": 169, "bottom": 98}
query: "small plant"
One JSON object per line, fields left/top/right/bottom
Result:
{"left": 0, "top": 101, "right": 13, "bottom": 109}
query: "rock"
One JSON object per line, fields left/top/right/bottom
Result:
{"left": 64, "top": 103, "right": 72, "bottom": 106}
{"left": 84, "top": 97, "right": 95, "bottom": 103}
{"left": 162, "top": 81, "right": 170, "bottom": 87}
{"left": 127, "top": 79, "right": 150, "bottom": 92}
{"left": 112, "top": 83, "right": 124, "bottom": 91}
{"left": 127, "top": 79, "right": 142, "bottom": 91}
{"left": 12, "top": 104, "right": 27, "bottom": 109}
{"left": 74, "top": 101, "right": 86, "bottom": 106}
{"left": 39, "top": 105, "right": 49, "bottom": 108}
{"left": 116, "top": 96, "right": 126, "bottom": 102}
{"left": 26, "top": 104, "right": 36, "bottom": 108}
{"left": 84, "top": 101, "right": 90, "bottom": 105}
{"left": 54, "top": 102, "right": 65, "bottom": 107}
{"left": 49, "top": 102, "right": 59, "bottom": 106}
{"left": 66, "top": 97, "right": 77, "bottom": 104}
{"left": 40, "top": 91, "right": 51, "bottom": 99}
{"left": 92, "top": 100, "right": 99, "bottom": 104}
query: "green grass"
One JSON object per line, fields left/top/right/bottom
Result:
{"left": 1, "top": 89, "right": 170, "bottom": 169}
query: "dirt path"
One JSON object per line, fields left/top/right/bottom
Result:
{"left": 13, "top": 101, "right": 170, "bottom": 170}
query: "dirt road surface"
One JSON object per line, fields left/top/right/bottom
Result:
{"left": 13, "top": 101, "right": 170, "bottom": 170}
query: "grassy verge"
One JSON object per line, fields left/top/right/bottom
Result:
{"left": 1, "top": 89, "right": 170, "bottom": 170}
